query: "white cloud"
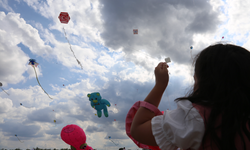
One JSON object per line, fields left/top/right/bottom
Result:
{"left": 24, "top": 0, "right": 104, "bottom": 44}
{"left": 0, "top": 0, "right": 14, "bottom": 12}
{"left": 222, "top": 0, "right": 250, "bottom": 46}
{"left": 98, "top": 51, "right": 117, "bottom": 68}
{"left": 59, "top": 77, "right": 68, "bottom": 82}
{"left": 0, "top": 97, "right": 12, "bottom": 114}
{"left": 0, "top": 12, "right": 53, "bottom": 85}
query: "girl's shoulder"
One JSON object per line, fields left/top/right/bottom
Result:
{"left": 175, "top": 100, "right": 205, "bottom": 121}
{"left": 176, "top": 99, "right": 212, "bottom": 113}
{"left": 152, "top": 99, "right": 205, "bottom": 149}
{"left": 191, "top": 102, "right": 212, "bottom": 120}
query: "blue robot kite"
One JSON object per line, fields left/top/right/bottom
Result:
{"left": 87, "top": 92, "right": 111, "bottom": 117}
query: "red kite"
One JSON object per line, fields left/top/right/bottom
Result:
{"left": 58, "top": 12, "right": 83, "bottom": 69}
{"left": 58, "top": 12, "right": 70, "bottom": 24}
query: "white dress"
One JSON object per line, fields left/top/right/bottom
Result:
{"left": 151, "top": 100, "right": 205, "bottom": 150}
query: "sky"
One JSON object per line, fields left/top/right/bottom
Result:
{"left": 0, "top": 0, "right": 250, "bottom": 149}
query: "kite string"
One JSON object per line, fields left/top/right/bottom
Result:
{"left": 63, "top": 27, "right": 83, "bottom": 69}
{"left": 1, "top": 87, "right": 9, "bottom": 96}
{"left": 33, "top": 66, "right": 53, "bottom": 99}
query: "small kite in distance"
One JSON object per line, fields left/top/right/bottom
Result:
{"left": 133, "top": 29, "right": 138, "bottom": 34}
{"left": 54, "top": 120, "right": 56, "bottom": 126}
{"left": 58, "top": 12, "right": 83, "bottom": 70}
{"left": 15, "top": 134, "right": 24, "bottom": 143}
{"left": 108, "top": 136, "right": 119, "bottom": 146}
{"left": 0, "top": 82, "right": 9, "bottom": 96}
{"left": 190, "top": 46, "right": 194, "bottom": 59}
{"left": 29, "top": 59, "right": 53, "bottom": 99}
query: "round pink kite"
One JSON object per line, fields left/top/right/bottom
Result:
{"left": 61, "top": 124, "right": 93, "bottom": 150}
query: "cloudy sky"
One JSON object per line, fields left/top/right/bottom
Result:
{"left": 0, "top": 0, "right": 250, "bottom": 149}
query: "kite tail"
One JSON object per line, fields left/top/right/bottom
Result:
{"left": 1, "top": 87, "right": 9, "bottom": 96}
{"left": 16, "top": 136, "right": 24, "bottom": 143}
{"left": 63, "top": 27, "right": 83, "bottom": 69}
{"left": 33, "top": 66, "right": 53, "bottom": 99}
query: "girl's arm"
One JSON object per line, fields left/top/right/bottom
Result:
{"left": 130, "top": 62, "right": 169, "bottom": 146}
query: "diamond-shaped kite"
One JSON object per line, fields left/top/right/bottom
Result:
{"left": 133, "top": 29, "right": 138, "bottom": 34}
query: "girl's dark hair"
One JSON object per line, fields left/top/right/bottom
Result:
{"left": 175, "top": 44, "right": 250, "bottom": 150}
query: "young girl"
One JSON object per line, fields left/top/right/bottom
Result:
{"left": 127, "top": 44, "right": 250, "bottom": 150}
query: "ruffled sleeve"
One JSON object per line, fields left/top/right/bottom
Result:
{"left": 151, "top": 100, "right": 205, "bottom": 150}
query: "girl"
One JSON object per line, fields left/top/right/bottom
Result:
{"left": 128, "top": 44, "right": 250, "bottom": 150}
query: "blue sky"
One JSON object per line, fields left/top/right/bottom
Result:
{"left": 0, "top": 0, "right": 250, "bottom": 150}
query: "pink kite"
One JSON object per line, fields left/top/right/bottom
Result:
{"left": 61, "top": 124, "right": 93, "bottom": 150}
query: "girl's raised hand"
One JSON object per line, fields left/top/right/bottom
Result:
{"left": 154, "top": 62, "right": 169, "bottom": 88}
